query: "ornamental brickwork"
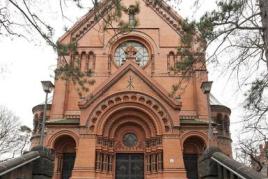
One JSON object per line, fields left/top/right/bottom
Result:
{"left": 31, "top": 0, "right": 232, "bottom": 178}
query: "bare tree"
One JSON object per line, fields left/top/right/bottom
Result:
{"left": 192, "top": 0, "right": 268, "bottom": 170}
{"left": 0, "top": 106, "right": 31, "bottom": 162}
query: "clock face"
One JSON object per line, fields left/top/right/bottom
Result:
{"left": 123, "top": 133, "right": 138, "bottom": 147}
{"left": 114, "top": 41, "right": 149, "bottom": 67}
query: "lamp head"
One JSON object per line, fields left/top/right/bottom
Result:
{"left": 201, "top": 81, "right": 213, "bottom": 94}
{"left": 41, "top": 81, "right": 54, "bottom": 93}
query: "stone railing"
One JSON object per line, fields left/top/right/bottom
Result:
{"left": 199, "top": 147, "right": 265, "bottom": 179}
{"left": 0, "top": 146, "right": 54, "bottom": 179}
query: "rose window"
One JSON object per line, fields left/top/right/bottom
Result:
{"left": 123, "top": 133, "right": 138, "bottom": 147}
{"left": 114, "top": 41, "right": 149, "bottom": 67}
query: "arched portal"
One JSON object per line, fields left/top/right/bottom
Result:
{"left": 94, "top": 104, "right": 165, "bottom": 179}
{"left": 183, "top": 136, "right": 206, "bottom": 179}
{"left": 53, "top": 135, "right": 76, "bottom": 179}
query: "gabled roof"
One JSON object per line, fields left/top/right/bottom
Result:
{"left": 58, "top": 0, "right": 184, "bottom": 42}
{"left": 79, "top": 60, "right": 181, "bottom": 109}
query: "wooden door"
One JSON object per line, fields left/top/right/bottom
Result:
{"left": 183, "top": 154, "right": 198, "bottom": 179}
{"left": 116, "top": 153, "right": 144, "bottom": 179}
{"left": 62, "top": 153, "right": 76, "bottom": 179}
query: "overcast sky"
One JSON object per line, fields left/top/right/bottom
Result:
{"left": 0, "top": 0, "right": 244, "bottom": 145}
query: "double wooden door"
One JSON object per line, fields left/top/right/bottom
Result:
{"left": 116, "top": 153, "right": 144, "bottom": 179}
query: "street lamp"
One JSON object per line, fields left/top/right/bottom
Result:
{"left": 40, "top": 81, "right": 54, "bottom": 146}
{"left": 201, "top": 81, "right": 213, "bottom": 148}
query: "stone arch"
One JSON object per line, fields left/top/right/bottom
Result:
{"left": 53, "top": 135, "right": 76, "bottom": 153}
{"left": 107, "top": 35, "right": 155, "bottom": 69}
{"left": 95, "top": 103, "right": 163, "bottom": 135}
{"left": 181, "top": 131, "right": 208, "bottom": 148}
{"left": 182, "top": 135, "right": 206, "bottom": 179}
{"left": 86, "top": 92, "right": 173, "bottom": 135}
{"left": 183, "top": 136, "right": 206, "bottom": 155}
{"left": 103, "top": 109, "right": 157, "bottom": 138}
{"left": 52, "top": 134, "right": 77, "bottom": 179}
{"left": 47, "top": 130, "right": 79, "bottom": 149}
{"left": 105, "top": 32, "right": 158, "bottom": 55}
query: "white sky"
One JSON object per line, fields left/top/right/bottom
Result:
{"left": 0, "top": 0, "right": 243, "bottom": 146}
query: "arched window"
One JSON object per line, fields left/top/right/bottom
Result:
{"left": 224, "top": 115, "right": 230, "bottom": 134}
{"left": 80, "top": 52, "right": 87, "bottom": 72}
{"left": 38, "top": 112, "right": 44, "bottom": 132}
{"left": 216, "top": 113, "right": 223, "bottom": 135}
{"left": 72, "top": 52, "right": 80, "bottom": 68}
{"left": 88, "top": 51, "right": 95, "bottom": 72}
{"left": 33, "top": 114, "right": 39, "bottom": 133}
{"left": 168, "top": 51, "right": 176, "bottom": 72}
{"left": 114, "top": 41, "right": 149, "bottom": 67}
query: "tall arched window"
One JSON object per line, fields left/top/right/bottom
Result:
{"left": 80, "top": 52, "right": 87, "bottom": 72}
{"left": 88, "top": 51, "right": 95, "bottom": 72}
{"left": 216, "top": 113, "right": 223, "bottom": 135}
{"left": 167, "top": 51, "right": 176, "bottom": 72}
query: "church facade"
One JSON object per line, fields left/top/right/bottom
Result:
{"left": 31, "top": 0, "right": 232, "bottom": 178}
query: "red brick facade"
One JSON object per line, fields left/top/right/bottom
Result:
{"left": 31, "top": 0, "right": 232, "bottom": 178}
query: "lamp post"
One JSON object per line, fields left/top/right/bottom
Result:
{"left": 201, "top": 81, "right": 213, "bottom": 148}
{"left": 40, "top": 81, "right": 54, "bottom": 146}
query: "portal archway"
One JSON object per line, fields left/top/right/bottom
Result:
{"left": 183, "top": 136, "right": 206, "bottom": 179}
{"left": 92, "top": 93, "right": 166, "bottom": 178}
{"left": 87, "top": 91, "right": 173, "bottom": 135}
{"left": 53, "top": 135, "right": 76, "bottom": 179}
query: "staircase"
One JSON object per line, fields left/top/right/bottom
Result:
{"left": 0, "top": 146, "right": 265, "bottom": 179}
{"left": 199, "top": 147, "right": 265, "bottom": 179}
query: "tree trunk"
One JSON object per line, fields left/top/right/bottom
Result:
{"left": 259, "top": 0, "right": 268, "bottom": 70}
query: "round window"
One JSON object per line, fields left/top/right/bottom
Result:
{"left": 114, "top": 41, "right": 149, "bottom": 67}
{"left": 123, "top": 133, "right": 138, "bottom": 147}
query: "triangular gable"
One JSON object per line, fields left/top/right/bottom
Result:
{"left": 58, "top": 0, "right": 184, "bottom": 43}
{"left": 79, "top": 60, "right": 181, "bottom": 109}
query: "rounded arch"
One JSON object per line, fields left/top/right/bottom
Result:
{"left": 103, "top": 109, "right": 157, "bottom": 138}
{"left": 107, "top": 35, "right": 155, "bottom": 69}
{"left": 47, "top": 130, "right": 79, "bottom": 149}
{"left": 181, "top": 131, "right": 208, "bottom": 148}
{"left": 104, "top": 31, "right": 158, "bottom": 56}
{"left": 51, "top": 132, "right": 77, "bottom": 179}
{"left": 168, "top": 51, "right": 175, "bottom": 56}
{"left": 183, "top": 135, "right": 206, "bottom": 155}
{"left": 95, "top": 103, "right": 164, "bottom": 135}
{"left": 86, "top": 92, "right": 173, "bottom": 135}
{"left": 53, "top": 135, "right": 76, "bottom": 153}
{"left": 182, "top": 133, "right": 207, "bottom": 178}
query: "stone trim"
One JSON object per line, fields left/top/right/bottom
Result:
{"left": 79, "top": 60, "right": 181, "bottom": 110}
